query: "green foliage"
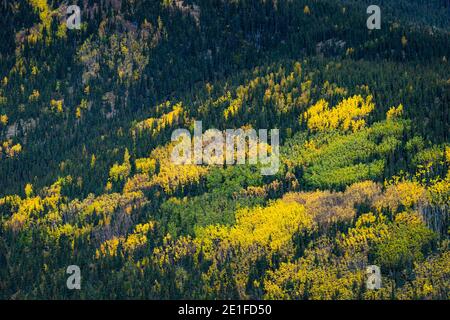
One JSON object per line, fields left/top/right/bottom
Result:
{"left": 0, "top": 0, "right": 448, "bottom": 300}
{"left": 374, "top": 220, "right": 436, "bottom": 273}
{"left": 283, "top": 118, "right": 406, "bottom": 189}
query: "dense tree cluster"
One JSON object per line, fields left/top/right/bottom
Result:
{"left": 0, "top": 0, "right": 449, "bottom": 299}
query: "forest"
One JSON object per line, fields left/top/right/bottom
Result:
{"left": 0, "top": 0, "right": 449, "bottom": 299}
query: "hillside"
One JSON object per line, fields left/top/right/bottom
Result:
{"left": 0, "top": 0, "right": 449, "bottom": 299}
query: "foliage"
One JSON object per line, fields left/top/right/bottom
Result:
{"left": 0, "top": 0, "right": 448, "bottom": 300}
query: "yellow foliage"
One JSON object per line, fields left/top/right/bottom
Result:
{"left": 339, "top": 213, "right": 389, "bottom": 251}
{"left": 9, "top": 143, "right": 22, "bottom": 157}
{"left": 445, "top": 146, "right": 450, "bottom": 164}
{"left": 97, "top": 237, "right": 122, "bottom": 258}
{"left": 90, "top": 154, "right": 96, "bottom": 168}
{"left": 0, "top": 140, "right": 24, "bottom": 158}
{"left": 265, "top": 261, "right": 364, "bottom": 299}
{"left": 134, "top": 103, "right": 184, "bottom": 136}
{"left": 264, "top": 243, "right": 365, "bottom": 300}
{"left": 25, "top": 183, "right": 33, "bottom": 198}
{"left": 427, "top": 174, "right": 450, "bottom": 206}
{"left": 135, "top": 158, "right": 156, "bottom": 175}
{"left": 28, "top": 0, "right": 53, "bottom": 42}
{"left": 105, "top": 181, "right": 113, "bottom": 192}
{"left": 386, "top": 104, "right": 403, "bottom": 120}
{"left": 377, "top": 180, "right": 427, "bottom": 212}
{"left": 345, "top": 180, "right": 383, "bottom": 204}
{"left": 96, "top": 222, "right": 155, "bottom": 258}
{"left": 146, "top": 143, "right": 209, "bottom": 193}
{"left": 284, "top": 190, "right": 355, "bottom": 226}
{"left": 29, "top": 90, "right": 40, "bottom": 102}
{"left": 401, "top": 35, "right": 408, "bottom": 47}
{"left": 196, "top": 200, "right": 313, "bottom": 253}
{"left": 78, "top": 191, "right": 147, "bottom": 222}
{"left": 50, "top": 99, "right": 63, "bottom": 113}
{"left": 399, "top": 251, "right": 450, "bottom": 299}
{"left": 123, "top": 222, "right": 154, "bottom": 252}
{"left": 109, "top": 149, "right": 131, "bottom": 182}
{"left": 6, "top": 196, "right": 44, "bottom": 231}
{"left": 394, "top": 211, "right": 424, "bottom": 226}
{"left": 283, "top": 180, "right": 382, "bottom": 227}
{"left": 8, "top": 212, "right": 28, "bottom": 232}
{"left": 56, "top": 23, "right": 67, "bottom": 39}
{"left": 304, "top": 95, "right": 375, "bottom": 132}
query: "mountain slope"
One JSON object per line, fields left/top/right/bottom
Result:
{"left": 0, "top": 0, "right": 449, "bottom": 299}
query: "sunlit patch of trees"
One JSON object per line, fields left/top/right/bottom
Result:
{"left": 0, "top": 0, "right": 448, "bottom": 300}
{"left": 303, "top": 95, "right": 374, "bottom": 133}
